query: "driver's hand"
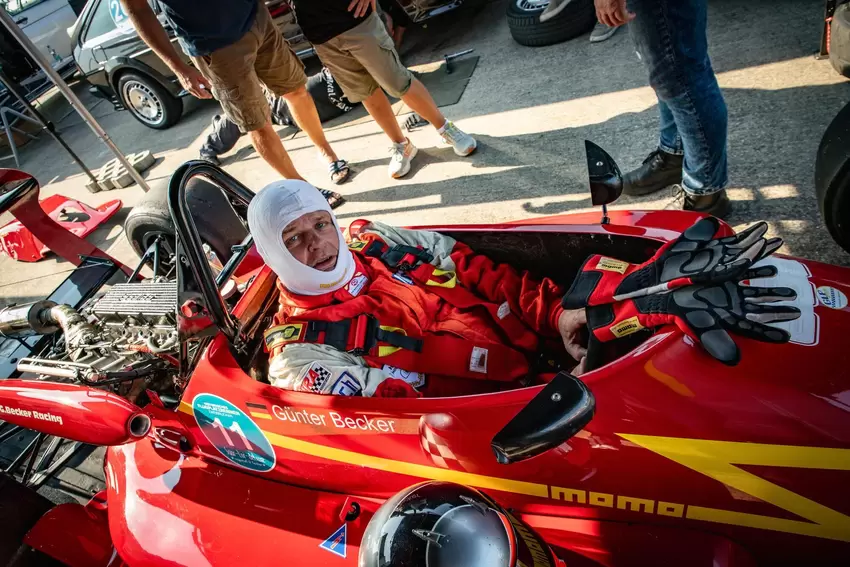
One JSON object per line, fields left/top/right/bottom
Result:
{"left": 176, "top": 66, "right": 212, "bottom": 99}
{"left": 558, "top": 308, "right": 587, "bottom": 363}
{"left": 594, "top": 0, "right": 634, "bottom": 27}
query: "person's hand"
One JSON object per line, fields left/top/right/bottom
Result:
{"left": 573, "top": 355, "right": 587, "bottom": 376}
{"left": 594, "top": 0, "right": 634, "bottom": 27}
{"left": 558, "top": 308, "right": 588, "bottom": 362}
{"left": 176, "top": 65, "right": 212, "bottom": 99}
{"left": 347, "top": 0, "right": 376, "bottom": 18}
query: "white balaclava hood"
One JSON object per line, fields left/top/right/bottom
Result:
{"left": 247, "top": 180, "right": 355, "bottom": 296}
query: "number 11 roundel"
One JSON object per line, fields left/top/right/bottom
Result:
{"left": 192, "top": 393, "right": 276, "bottom": 472}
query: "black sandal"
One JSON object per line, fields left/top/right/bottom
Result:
{"left": 404, "top": 113, "right": 429, "bottom": 132}
{"left": 329, "top": 159, "right": 351, "bottom": 185}
{"left": 320, "top": 189, "right": 346, "bottom": 210}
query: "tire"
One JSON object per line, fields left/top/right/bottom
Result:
{"left": 124, "top": 177, "right": 248, "bottom": 275}
{"left": 830, "top": 3, "right": 850, "bottom": 79}
{"left": 507, "top": 0, "right": 597, "bottom": 47}
{"left": 116, "top": 72, "right": 183, "bottom": 130}
{"left": 815, "top": 98, "right": 850, "bottom": 254}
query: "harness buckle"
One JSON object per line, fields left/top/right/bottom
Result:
{"left": 348, "top": 314, "right": 380, "bottom": 356}
{"left": 381, "top": 245, "right": 434, "bottom": 272}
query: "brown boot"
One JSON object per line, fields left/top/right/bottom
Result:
{"left": 623, "top": 148, "right": 684, "bottom": 196}
{"left": 681, "top": 188, "right": 732, "bottom": 219}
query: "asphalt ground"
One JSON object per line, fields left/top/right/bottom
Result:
{"left": 0, "top": 0, "right": 848, "bottom": 310}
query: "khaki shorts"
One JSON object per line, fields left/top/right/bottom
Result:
{"left": 191, "top": 5, "right": 306, "bottom": 133}
{"left": 313, "top": 13, "right": 413, "bottom": 103}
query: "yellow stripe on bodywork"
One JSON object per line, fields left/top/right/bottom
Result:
{"left": 179, "top": 400, "right": 194, "bottom": 416}
{"left": 250, "top": 412, "right": 273, "bottom": 420}
{"left": 263, "top": 430, "right": 549, "bottom": 498}
{"left": 620, "top": 434, "right": 850, "bottom": 542}
{"left": 179, "top": 400, "right": 545, "bottom": 497}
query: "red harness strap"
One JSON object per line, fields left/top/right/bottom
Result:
{"left": 265, "top": 314, "right": 529, "bottom": 381}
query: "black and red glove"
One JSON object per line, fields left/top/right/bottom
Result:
{"left": 585, "top": 267, "right": 801, "bottom": 365}
{"left": 563, "top": 218, "right": 782, "bottom": 309}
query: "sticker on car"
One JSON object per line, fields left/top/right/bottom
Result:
{"left": 746, "top": 257, "right": 819, "bottom": 346}
{"left": 320, "top": 524, "right": 347, "bottom": 558}
{"left": 192, "top": 393, "right": 276, "bottom": 472}
{"left": 816, "top": 285, "right": 848, "bottom": 310}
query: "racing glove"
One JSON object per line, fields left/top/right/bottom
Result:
{"left": 563, "top": 217, "right": 782, "bottom": 309}
{"left": 585, "top": 267, "right": 801, "bottom": 365}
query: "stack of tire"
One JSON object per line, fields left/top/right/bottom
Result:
{"left": 817, "top": 2, "right": 850, "bottom": 254}
{"left": 830, "top": 1, "right": 850, "bottom": 79}
{"left": 507, "top": 0, "right": 597, "bottom": 47}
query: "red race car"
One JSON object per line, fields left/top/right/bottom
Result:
{"left": 0, "top": 143, "right": 848, "bottom": 567}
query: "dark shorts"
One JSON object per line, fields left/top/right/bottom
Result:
{"left": 191, "top": 5, "right": 307, "bottom": 132}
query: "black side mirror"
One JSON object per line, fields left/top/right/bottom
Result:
{"left": 585, "top": 140, "right": 623, "bottom": 223}
{"left": 491, "top": 372, "right": 595, "bottom": 465}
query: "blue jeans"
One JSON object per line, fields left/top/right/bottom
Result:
{"left": 628, "top": 0, "right": 728, "bottom": 196}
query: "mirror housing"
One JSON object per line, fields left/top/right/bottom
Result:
{"left": 491, "top": 372, "right": 595, "bottom": 464}
{"left": 585, "top": 141, "right": 623, "bottom": 224}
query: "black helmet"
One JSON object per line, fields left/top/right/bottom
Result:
{"left": 358, "top": 481, "right": 560, "bottom": 567}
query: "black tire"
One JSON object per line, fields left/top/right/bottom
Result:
{"left": 124, "top": 176, "right": 248, "bottom": 275}
{"left": 507, "top": 0, "right": 597, "bottom": 47}
{"left": 830, "top": 2, "right": 850, "bottom": 79}
{"left": 815, "top": 98, "right": 850, "bottom": 255}
{"left": 116, "top": 72, "right": 183, "bottom": 130}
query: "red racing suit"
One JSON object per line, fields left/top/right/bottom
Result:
{"left": 264, "top": 221, "right": 566, "bottom": 397}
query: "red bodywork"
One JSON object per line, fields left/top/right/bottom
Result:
{"left": 0, "top": 194, "right": 121, "bottom": 262}
{"left": 11, "top": 209, "right": 850, "bottom": 566}
{"left": 0, "top": 169, "right": 133, "bottom": 275}
{"left": 0, "top": 381, "right": 148, "bottom": 446}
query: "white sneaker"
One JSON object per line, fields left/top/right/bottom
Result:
{"left": 388, "top": 138, "right": 418, "bottom": 179}
{"left": 589, "top": 21, "right": 619, "bottom": 43}
{"left": 439, "top": 121, "right": 477, "bottom": 157}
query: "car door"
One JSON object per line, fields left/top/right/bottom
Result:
{"left": 78, "top": 0, "right": 179, "bottom": 78}
{"left": 77, "top": 0, "right": 136, "bottom": 67}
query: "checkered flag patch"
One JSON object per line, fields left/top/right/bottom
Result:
{"left": 419, "top": 423, "right": 467, "bottom": 472}
{"left": 300, "top": 362, "right": 333, "bottom": 393}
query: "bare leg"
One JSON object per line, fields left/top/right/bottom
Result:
{"left": 362, "top": 88, "right": 406, "bottom": 144}
{"left": 282, "top": 85, "right": 339, "bottom": 163}
{"left": 399, "top": 78, "right": 447, "bottom": 130}
{"left": 249, "top": 122, "right": 304, "bottom": 180}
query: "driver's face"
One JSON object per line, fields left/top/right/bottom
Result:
{"left": 282, "top": 211, "right": 339, "bottom": 272}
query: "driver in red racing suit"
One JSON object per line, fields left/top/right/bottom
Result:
{"left": 249, "top": 180, "right": 588, "bottom": 398}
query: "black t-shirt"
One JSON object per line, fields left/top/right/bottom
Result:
{"left": 156, "top": 0, "right": 257, "bottom": 56}
{"left": 291, "top": 0, "right": 371, "bottom": 45}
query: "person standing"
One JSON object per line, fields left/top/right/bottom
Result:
{"left": 199, "top": 67, "right": 356, "bottom": 165}
{"left": 121, "top": 0, "right": 352, "bottom": 186}
{"left": 291, "top": 0, "right": 477, "bottom": 179}
{"left": 595, "top": 0, "right": 730, "bottom": 217}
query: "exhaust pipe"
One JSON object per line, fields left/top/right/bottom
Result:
{"left": 0, "top": 380, "right": 150, "bottom": 445}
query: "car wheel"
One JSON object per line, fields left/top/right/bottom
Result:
{"left": 117, "top": 72, "right": 183, "bottom": 130}
{"left": 815, "top": 98, "right": 850, "bottom": 254}
{"left": 830, "top": 3, "right": 850, "bottom": 79}
{"left": 125, "top": 177, "right": 248, "bottom": 275}
{"left": 506, "top": 0, "right": 597, "bottom": 47}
